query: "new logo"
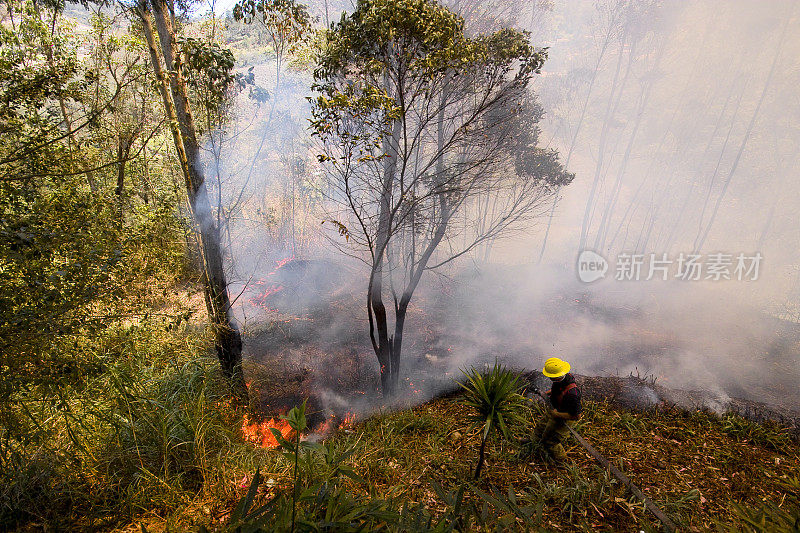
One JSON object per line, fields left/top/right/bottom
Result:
{"left": 577, "top": 250, "right": 608, "bottom": 283}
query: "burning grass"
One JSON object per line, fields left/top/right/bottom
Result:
{"left": 241, "top": 414, "right": 295, "bottom": 448}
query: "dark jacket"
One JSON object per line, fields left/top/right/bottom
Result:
{"left": 549, "top": 373, "right": 582, "bottom": 417}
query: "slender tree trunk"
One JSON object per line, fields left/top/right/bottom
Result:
{"left": 694, "top": 9, "right": 790, "bottom": 252}
{"left": 690, "top": 78, "right": 748, "bottom": 251}
{"left": 369, "top": 103, "right": 399, "bottom": 395}
{"left": 607, "top": 24, "right": 712, "bottom": 252}
{"left": 538, "top": 31, "right": 613, "bottom": 263}
{"left": 139, "top": 0, "right": 246, "bottom": 400}
{"left": 579, "top": 35, "right": 627, "bottom": 253}
{"left": 115, "top": 133, "right": 133, "bottom": 220}
{"left": 657, "top": 68, "right": 741, "bottom": 253}
{"left": 594, "top": 41, "right": 664, "bottom": 252}
{"left": 391, "top": 298, "right": 408, "bottom": 392}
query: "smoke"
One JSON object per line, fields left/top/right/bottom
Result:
{"left": 199, "top": 0, "right": 800, "bottom": 416}
{"left": 409, "top": 264, "right": 800, "bottom": 411}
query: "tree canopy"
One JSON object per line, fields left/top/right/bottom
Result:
{"left": 311, "top": 0, "right": 573, "bottom": 393}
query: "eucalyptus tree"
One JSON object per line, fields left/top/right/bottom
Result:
{"left": 135, "top": 0, "right": 248, "bottom": 398}
{"left": 537, "top": 0, "right": 628, "bottom": 263}
{"left": 311, "top": 0, "right": 572, "bottom": 394}
{"left": 581, "top": 0, "right": 661, "bottom": 254}
{"left": 692, "top": 8, "right": 792, "bottom": 253}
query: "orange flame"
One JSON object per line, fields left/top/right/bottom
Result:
{"left": 242, "top": 414, "right": 295, "bottom": 449}
{"left": 274, "top": 255, "right": 294, "bottom": 270}
{"left": 248, "top": 256, "right": 296, "bottom": 312}
{"left": 315, "top": 415, "right": 338, "bottom": 436}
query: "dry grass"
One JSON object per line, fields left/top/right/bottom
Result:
{"left": 318, "top": 395, "right": 799, "bottom": 531}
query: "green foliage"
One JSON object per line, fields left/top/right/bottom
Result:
{"left": 0, "top": 1, "right": 83, "bottom": 181}
{"left": 459, "top": 363, "right": 526, "bottom": 442}
{"left": 309, "top": 0, "right": 545, "bottom": 154}
{"left": 0, "top": 325, "right": 263, "bottom": 529}
{"left": 232, "top": 0, "right": 312, "bottom": 57}
{"left": 459, "top": 363, "right": 526, "bottom": 479}
{"left": 180, "top": 37, "right": 238, "bottom": 116}
{"left": 0, "top": 0, "right": 190, "bottom": 408}
{"left": 0, "top": 171, "right": 187, "bottom": 409}
{"left": 0, "top": 3, "right": 239, "bottom": 529}
{"left": 218, "top": 458, "right": 550, "bottom": 532}
{"left": 720, "top": 413, "right": 794, "bottom": 453}
{"left": 507, "top": 94, "right": 576, "bottom": 189}
{"left": 719, "top": 476, "right": 800, "bottom": 532}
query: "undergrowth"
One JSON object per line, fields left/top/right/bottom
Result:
{"left": 0, "top": 322, "right": 272, "bottom": 530}
{"left": 209, "top": 388, "right": 799, "bottom": 532}
{"left": 3, "top": 341, "right": 798, "bottom": 532}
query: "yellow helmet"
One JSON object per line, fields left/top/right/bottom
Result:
{"left": 542, "top": 357, "right": 570, "bottom": 378}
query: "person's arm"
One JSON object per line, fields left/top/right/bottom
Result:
{"left": 551, "top": 408, "right": 580, "bottom": 421}
{"left": 552, "top": 391, "right": 581, "bottom": 420}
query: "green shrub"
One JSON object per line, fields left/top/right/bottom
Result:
{"left": 459, "top": 362, "right": 527, "bottom": 480}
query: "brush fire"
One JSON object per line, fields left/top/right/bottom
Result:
{"left": 241, "top": 409, "right": 357, "bottom": 449}
{"left": 241, "top": 414, "right": 294, "bottom": 449}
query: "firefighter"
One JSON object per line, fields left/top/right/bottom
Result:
{"left": 522, "top": 357, "right": 582, "bottom": 463}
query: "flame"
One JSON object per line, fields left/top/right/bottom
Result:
{"left": 248, "top": 256, "right": 295, "bottom": 312}
{"left": 241, "top": 414, "right": 295, "bottom": 449}
{"left": 274, "top": 255, "right": 294, "bottom": 270}
{"left": 250, "top": 284, "right": 284, "bottom": 311}
{"left": 314, "top": 415, "right": 338, "bottom": 436}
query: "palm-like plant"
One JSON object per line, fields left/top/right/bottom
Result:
{"left": 459, "top": 362, "right": 527, "bottom": 480}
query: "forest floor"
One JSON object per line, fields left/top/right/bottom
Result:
{"left": 317, "top": 393, "right": 799, "bottom": 531}
{"left": 169, "top": 364, "right": 800, "bottom": 532}
{"left": 12, "top": 274, "right": 796, "bottom": 532}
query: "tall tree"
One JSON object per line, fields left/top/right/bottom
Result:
{"left": 311, "top": 0, "right": 572, "bottom": 394}
{"left": 135, "top": 0, "right": 246, "bottom": 398}
{"left": 537, "top": 0, "right": 627, "bottom": 263}
{"left": 692, "top": 4, "right": 792, "bottom": 252}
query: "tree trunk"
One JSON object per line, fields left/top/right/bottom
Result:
{"left": 138, "top": 0, "right": 246, "bottom": 400}
{"left": 391, "top": 299, "right": 408, "bottom": 392}
{"left": 579, "top": 35, "right": 627, "bottom": 253}
{"left": 115, "top": 133, "right": 133, "bottom": 221}
{"left": 538, "top": 30, "right": 613, "bottom": 263}
{"left": 659, "top": 65, "right": 741, "bottom": 254}
{"left": 607, "top": 25, "right": 712, "bottom": 252}
{"left": 694, "top": 9, "right": 790, "bottom": 252}
{"left": 368, "top": 95, "right": 399, "bottom": 395}
{"left": 594, "top": 42, "right": 664, "bottom": 252}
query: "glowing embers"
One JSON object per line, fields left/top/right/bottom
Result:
{"left": 241, "top": 414, "right": 295, "bottom": 449}
{"left": 311, "top": 411, "right": 354, "bottom": 438}
{"left": 248, "top": 255, "right": 294, "bottom": 313}
{"left": 250, "top": 283, "right": 284, "bottom": 312}
{"left": 341, "top": 412, "right": 355, "bottom": 426}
